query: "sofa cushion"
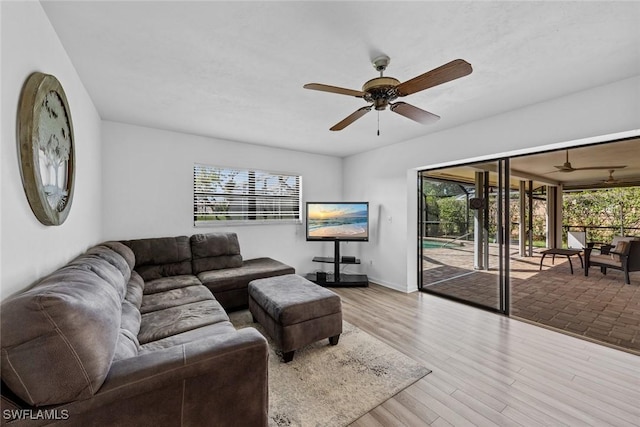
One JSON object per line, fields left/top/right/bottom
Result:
{"left": 590, "top": 253, "right": 622, "bottom": 267}
{"left": 0, "top": 263, "right": 124, "bottom": 406}
{"left": 143, "top": 275, "right": 202, "bottom": 295}
{"left": 121, "top": 300, "right": 142, "bottom": 336}
{"left": 139, "top": 321, "right": 236, "bottom": 353}
{"left": 191, "top": 233, "right": 243, "bottom": 274}
{"left": 124, "top": 236, "right": 192, "bottom": 280}
{"left": 126, "top": 271, "right": 145, "bottom": 309}
{"left": 113, "top": 329, "right": 140, "bottom": 361}
{"left": 101, "top": 240, "right": 136, "bottom": 270}
{"left": 86, "top": 242, "right": 134, "bottom": 283}
{"left": 138, "top": 300, "right": 229, "bottom": 344}
{"left": 67, "top": 254, "right": 128, "bottom": 302}
{"left": 140, "top": 285, "right": 215, "bottom": 314}
{"left": 198, "top": 257, "right": 295, "bottom": 293}
{"left": 610, "top": 240, "right": 631, "bottom": 262}
{"left": 610, "top": 236, "right": 638, "bottom": 247}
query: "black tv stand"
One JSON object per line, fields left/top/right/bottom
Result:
{"left": 305, "top": 241, "right": 369, "bottom": 287}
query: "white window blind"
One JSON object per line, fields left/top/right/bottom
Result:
{"left": 193, "top": 164, "right": 302, "bottom": 225}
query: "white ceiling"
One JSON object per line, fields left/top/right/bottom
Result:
{"left": 41, "top": 1, "right": 640, "bottom": 158}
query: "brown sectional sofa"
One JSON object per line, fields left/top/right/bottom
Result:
{"left": 1, "top": 233, "right": 294, "bottom": 426}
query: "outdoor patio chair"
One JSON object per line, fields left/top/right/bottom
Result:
{"left": 584, "top": 237, "right": 640, "bottom": 284}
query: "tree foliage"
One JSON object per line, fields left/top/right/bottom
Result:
{"left": 563, "top": 187, "right": 640, "bottom": 241}
{"left": 422, "top": 176, "right": 640, "bottom": 244}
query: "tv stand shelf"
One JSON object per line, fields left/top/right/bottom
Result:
{"left": 312, "top": 256, "right": 360, "bottom": 265}
{"left": 307, "top": 242, "right": 368, "bottom": 288}
{"left": 305, "top": 272, "right": 369, "bottom": 287}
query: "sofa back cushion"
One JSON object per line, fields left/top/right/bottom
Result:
{"left": 124, "top": 236, "right": 192, "bottom": 280}
{"left": 0, "top": 247, "right": 129, "bottom": 406}
{"left": 113, "top": 300, "right": 142, "bottom": 362}
{"left": 191, "top": 233, "right": 243, "bottom": 274}
{"left": 125, "top": 270, "right": 145, "bottom": 309}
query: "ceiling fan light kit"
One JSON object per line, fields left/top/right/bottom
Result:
{"left": 303, "top": 55, "right": 472, "bottom": 132}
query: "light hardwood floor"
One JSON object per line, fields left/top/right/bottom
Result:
{"left": 332, "top": 284, "right": 640, "bottom": 427}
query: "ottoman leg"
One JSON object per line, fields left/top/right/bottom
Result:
{"left": 283, "top": 351, "right": 295, "bottom": 363}
{"left": 329, "top": 334, "right": 340, "bottom": 346}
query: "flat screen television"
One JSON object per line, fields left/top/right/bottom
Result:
{"left": 306, "top": 202, "right": 369, "bottom": 241}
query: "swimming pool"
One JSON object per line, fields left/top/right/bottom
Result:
{"left": 422, "top": 240, "right": 443, "bottom": 249}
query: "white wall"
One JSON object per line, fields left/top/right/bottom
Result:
{"left": 1, "top": 1, "right": 103, "bottom": 298}
{"left": 101, "top": 121, "right": 343, "bottom": 274}
{"left": 3, "top": 3, "right": 637, "bottom": 298}
{"left": 343, "top": 76, "right": 640, "bottom": 292}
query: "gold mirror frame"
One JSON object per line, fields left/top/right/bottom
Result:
{"left": 17, "top": 72, "right": 75, "bottom": 226}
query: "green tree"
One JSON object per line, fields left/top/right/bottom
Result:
{"left": 563, "top": 187, "right": 640, "bottom": 242}
{"left": 438, "top": 197, "right": 467, "bottom": 236}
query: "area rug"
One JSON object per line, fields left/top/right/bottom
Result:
{"left": 229, "top": 310, "right": 431, "bottom": 427}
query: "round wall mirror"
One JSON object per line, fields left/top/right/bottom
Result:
{"left": 17, "top": 72, "right": 75, "bottom": 226}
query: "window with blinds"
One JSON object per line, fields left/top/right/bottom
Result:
{"left": 193, "top": 164, "right": 302, "bottom": 225}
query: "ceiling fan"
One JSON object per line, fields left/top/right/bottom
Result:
{"left": 604, "top": 170, "right": 620, "bottom": 184}
{"left": 553, "top": 150, "right": 627, "bottom": 173}
{"left": 567, "top": 169, "right": 640, "bottom": 190}
{"left": 303, "top": 56, "right": 472, "bottom": 131}
{"left": 600, "top": 169, "right": 640, "bottom": 185}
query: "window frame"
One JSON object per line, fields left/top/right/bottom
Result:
{"left": 193, "top": 163, "right": 302, "bottom": 227}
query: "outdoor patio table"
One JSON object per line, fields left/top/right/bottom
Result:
{"left": 539, "top": 248, "right": 584, "bottom": 274}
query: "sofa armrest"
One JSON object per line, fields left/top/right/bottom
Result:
{"left": 600, "top": 244, "right": 614, "bottom": 254}
{"left": 46, "top": 328, "right": 268, "bottom": 427}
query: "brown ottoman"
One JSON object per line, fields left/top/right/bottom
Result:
{"left": 248, "top": 274, "right": 342, "bottom": 363}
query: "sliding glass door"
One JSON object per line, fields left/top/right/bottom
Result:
{"left": 418, "top": 159, "right": 510, "bottom": 314}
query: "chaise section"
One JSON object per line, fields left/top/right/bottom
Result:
{"left": 198, "top": 257, "right": 295, "bottom": 310}
{"left": 190, "top": 233, "right": 295, "bottom": 310}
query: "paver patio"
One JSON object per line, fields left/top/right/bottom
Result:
{"left": 422, "top": 244, "right": 640, "bottom": 353}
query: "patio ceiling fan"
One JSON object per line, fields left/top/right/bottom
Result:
{"left": 553, "top": 150, "right": 627, "bottom": 173}
{"left": 597, "top": 170, "right": 638, "bottom": 185}
{"left": 566, "top": 169, "right": 640, "bottom": 190}
{"left": 303, "top": 56, "right": 472, "bottom": 131}
{"left": 604, "top": 170, "right": 621, "bottom": 185}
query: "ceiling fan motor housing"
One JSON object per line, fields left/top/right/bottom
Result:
{"left": 362, "top": 77, "right": 400, "bottom": 110}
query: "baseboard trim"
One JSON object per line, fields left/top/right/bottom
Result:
{"left": 367, "top": 276, "right": 417, "bottom": 293}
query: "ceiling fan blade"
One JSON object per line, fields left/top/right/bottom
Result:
{"left": 395, "top": 59, "right": 472, "bottom": 97}
{"left": 303, "top": 83, "right": 365, "bottom": 98}
{"left": 572, "top": 165, "right": 628, "bottom": 171}
{"left": 330, "top": 106, "right": 372, "bottom": 131}
{"left": 551, "top": 151, "right": 627, "bottom": 172}
{"left": 390, "top": 102, "right": 440, "bottom": 124}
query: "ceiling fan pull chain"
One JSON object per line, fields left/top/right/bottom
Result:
{"left": 377, "top": 110, "right": 380, "bottom": 136}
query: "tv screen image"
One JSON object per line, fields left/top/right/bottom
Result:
{"left": 306, "top": 202, "right": 369, "bottom": 241}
